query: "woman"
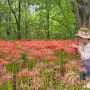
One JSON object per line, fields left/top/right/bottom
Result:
{"left": 71, "top": 27, "right": 90, "bottom": 88}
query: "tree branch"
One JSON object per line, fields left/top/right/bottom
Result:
{"left": 7, "top": 0, "right": 18, "bottom": 25}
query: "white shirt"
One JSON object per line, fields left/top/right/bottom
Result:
{"left": 79, "top": 42, "right": 90, "bottom": 60}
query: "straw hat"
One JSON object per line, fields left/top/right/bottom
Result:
{"left": 75, "top": 27, "right": 90, "bottom": 39}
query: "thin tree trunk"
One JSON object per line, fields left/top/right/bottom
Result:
{"left": 25, "top": 3, "right": 29, "bottom": 38}
{"left": 17, "top": 0, "right": 21, "bottom": 39}
{"left": 5, "top": 0, "right": 10, "bottom": 39}
{"left": 7, "top": 0, "right": 18, "bottom": 25}
{"left": 7, "top": 0, "right": 21, "bottom": 39}
{"left": 46, "top": 0, "right": 50, "bottom": 39}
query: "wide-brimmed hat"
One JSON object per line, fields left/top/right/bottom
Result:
{"left": 75, "top": 27, "right": 90, "bottom": 39}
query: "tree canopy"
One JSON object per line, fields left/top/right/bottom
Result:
{"left": 0, "top": 0, "right": 89, "bottom": 40}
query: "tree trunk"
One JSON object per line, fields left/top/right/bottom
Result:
{"left": 24, "top": 3, "right": 29, "bottom": 38}
{"left": 46, "top": 0, "right": 50, "bottom": 39}
{"left": 70, "top": 0, "right": 90, "bottom": 28}
{"left": 5, "top": 0, "right": 11, "bottom": 39}
{"left": 17, "top": 0, "right": 21, "bottom": 39}
{"left": 7, "top": 0, "right": 21, "bottom": 39}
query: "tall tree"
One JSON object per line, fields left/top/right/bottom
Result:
{"left": 7, "top": 0, "right": 21, "bottom": 39}
{"left": 70, "top": 0, "right": 90, "bottom": 28}
{"left": 46, "top": 0, "right": 50, "bottom": 39}
{"left": 5, "top": 0, "right": 11, "bottom": 39}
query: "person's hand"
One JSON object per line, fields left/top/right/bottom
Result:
{"left": 70, "top": 44, "right": 79, "bottom": 49}
{"left": 69, "top": 44, "right": 82, "bottom": 55}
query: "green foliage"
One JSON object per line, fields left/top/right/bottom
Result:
{"left": 0, "top": 0, "right": 77, "bottom": 39}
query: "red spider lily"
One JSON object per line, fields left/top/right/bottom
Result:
{"left": 45, "top": 42, "right": 53, "bottom": 48}
{"left": 63, "top": 71, "right": 80, "bottom": 86}
{"left": 0, "top": 66, "right": 6, "bottom": 73}
{"left": 46, "top": 55, "right": 58, "bottom": 61}
{"left": 0, "top": 61, "right": 9, "bottom": 65}
{"left": 28, "top": 49, "right": 53, "bottom": 58}
{"left": 38, "top": 49, "right": 53, "bottom": 55}
{"left": 10, "top": 50, "right": 23, "bottom": 55}
{"left": 33, "top": 68, "right": 40, "bottom": 73}
{"left": 17, "top": 68, "right": 29, "bottom": 77}
{"left": 54, "top": 46, "right": 63, "bottom": 51}
{"left": 23, "top": 40, "right": 46, "bottom": 50}
{"left": 28, "top": 56, "right": 35, "bottom": 60}
{"left": 63, "top": 46, "right": 76, "bottom": 55}
{"left": 0, "top": 39, "right": 78, "bottom": 66}
{"left": 69, "top": 60, "right": 78, "bottom": 66}
{"left": 0, "top": 59, "right": 9, "bottom": 65}
{"left": 29, "top": 50, "right": 43, "bottom": 57}
{"left": 77, "top": 67, "right": 87, "bottom": 73}
{"left": 29, "top": 68, "right": 40, "bottom": 77}
{"left": 34, "top": 77, "right": 42, "bottom": 83}
{"left": 64, "top": 63, "right": 71, "bottom": 68}
{"left": 29, "top": 71, "right": 37, "bottom": 77}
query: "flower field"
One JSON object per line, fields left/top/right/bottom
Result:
{"left": 0, "top": 39, "right": 87, "bottom": 90}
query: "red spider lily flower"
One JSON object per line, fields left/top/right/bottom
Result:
{"left": 46, "top": 55, "right": 58, "bottom": 61}
{"left": 29, "top": 71, "right": 37, "bottom": 77}
{"left": 31, "top": 76, "right": 42, "bottom": 84}
{"left": 0, "top": 66, "right": 6, "bottom": 73}
{"left": 69, "top": 60, "right": 77, "bottom": 66}
{"left": 29, "top": 49, "right": 53, "bottom": 58}
{"left": 29, "top": 50, "right": 43, "bottom": 57}
{"left": 35, "top": 77, "right": 42, "bottom": 83}
{"left": 64, "top": 71, "right": 80, "bottom": 86}
{"left": 38, "top": 49, "right": 53, "bottom": 55}
{"left": 28, "top": 56, "right": 35, "bottom": 60}
{"left": 0, "top": 61, "right": 9, "bottom": 65}
{"left": 0, "top": 59, "right": 9, "bottom": 65}
{"left": 29, "top": 68, "right": 40, "bottom": 77}
{"left": 63, "top": 58, "right": 69, "bottom": 61}
{"left": 17, "top": 68, "right": 29, "bottom": 77}
{"left": 54, "top": 46, "right": 63, "bottom": 51}
{"left": 63, "top": 46, "right": 76, "bottom": 55}
{"left": 33, "top": 68, "right": 40, "bottom": 74}
{"left": 77, "top": 67, "right": 87, "bottom": 73}
{"left": 45, "top": 43, "right": 53, "bottom": 48}
{"left": 64, "top": 63, "right": 71, "bottom": 68}
{"left": 10, "top": 50, "right": 23, "bottom": 55}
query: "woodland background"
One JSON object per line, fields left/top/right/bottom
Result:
{"left": 0, "top": 0, "right": 90, "bottom": 40}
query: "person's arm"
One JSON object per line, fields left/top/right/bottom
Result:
{"left": 71, "top": 44, "right": 90, "bottom": 60}
{"left": 80, "top": 46, "right": 90, "bottom": 60}
{"left": 71, "top": 44, "right": 82, "bottom": 56}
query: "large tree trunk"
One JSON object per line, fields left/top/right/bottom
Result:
{"left": 7, "top": 0, "right": 21, "bottom": 39}
{"left": 70, "top": 0, "right": 90, "bottom": 28}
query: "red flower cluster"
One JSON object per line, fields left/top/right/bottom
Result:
{"left": 0, "top": 39, "right": 78, "bottom": 64}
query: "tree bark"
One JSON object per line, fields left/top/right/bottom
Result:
{"left": 7, "top": 0, "right": 21, "bottom": 39}
{"left": 70, "top": 0, "right": 90, "bottom": 28}
{"left": 17, "top": 0, "right": 21, "bottom": 39}
{"left": 7, "top": 0, "right": 18, "bottom": 25}
{"left": 46, "top": 0, "right": 50, "bottom": 39}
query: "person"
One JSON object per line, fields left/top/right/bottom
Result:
{"left": 71, "top": 27, "right": 90, "bottom": 89}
